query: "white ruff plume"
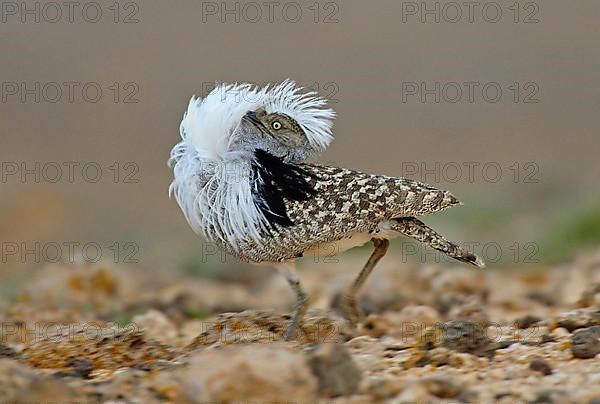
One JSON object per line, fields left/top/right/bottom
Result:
{"left": 169, "top": 80, "right": 335, "bottom": 249}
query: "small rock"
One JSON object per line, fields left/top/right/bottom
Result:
{"left": 529, "top": 356, "right": 552, "bottom": 375}
{"left": 394, "top": 381, "right": 431, "bottom": 403}
{"left": 571, "top": 327, "right": 600, "bottom": 359}
{"left": 366, "top": 376, "right": 406, "bottom": 399}
{"left": 20, "top": 325, "right": 178, "bottom": 378}
{"left": 0, "top": 343, "right": 18, "bottom": 358}
{"left": 0, "top": 359, "right": 82, "bottom": 401}
{"left": 521, "top": 326, "right": 551, "bottom": 344}
{"left": 364, "top": 306, "right": 436, "bottom": 341}
{"left": 346, "top": 336, "right": 387, "bottom": 372}
{"left": 362, "top": 314, "right": 393, "bottom": 338}
{"left": 438, "top": 320, "right": 495, "bottom": 358}
{"left": 430, "top": 268, "right": 488, "bottom": 299}
{"left": 387, "top": 305, "right": 441, "bottom": 340}
{"left": 427, "top": 347, "right": 465, "bottom": 367}
{"left": 551, "top": 327, "right": 570, "bottom": 339}
{"left": 188, "top": 310, "right": 338, "bottom": 347}
{"left": 180, "top": 344, "right": 317, "bottom": 402}
{"left": 526, "top": 290, "right": 556, "bottom": 306}
{"left": 556, "top": 309, "right": 600, "bottom": 332}
{"left": 575, "top": 283, "right": 600, "bottom": 308}
{"left": 515, "top": 314, "right": 542, "bottom": 329}
{"left": 434, "top": 292, "right": 467, "bottom": 315}
{"left": 93, "top": 369, "right": 156, "bottom": 401}
{"left": 532, "top": 389, "right": 568, "bottom": 403}
{"left": 448, "top": 302, "right": 490, "bottom": 327}
{"left": 66, "top": 357, "right": 94, "bottom": 379}
{"left": 306, "top": 341, "right": 362, "bottom": 397}
{"left": 563, "top": 266, "right": 589, "bottom": 306}
{"left": 132, "top": 309, "right": 177, "bottom": 343}
{"left": 421, "top": 375, "right": 462, "bottom": 399}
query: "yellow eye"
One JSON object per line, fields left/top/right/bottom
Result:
{"left": 272, "top": 121, "right": 282, "bottom": 130}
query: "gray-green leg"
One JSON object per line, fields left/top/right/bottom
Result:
{"left": 278, "top": 261, "right": 309, "bottom": 341}
{"left": 341, "top": 238, "right": 389, "bottom": 326}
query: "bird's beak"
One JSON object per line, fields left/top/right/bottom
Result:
{"left": 244, "top": 110, "right": 261, "bottom": 125}
{"left": 243, "top": 110, "right": 268, "bottom": 134}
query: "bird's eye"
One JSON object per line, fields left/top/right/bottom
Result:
{"left": 272, "top": 121, "right": 282, "bottom": 130}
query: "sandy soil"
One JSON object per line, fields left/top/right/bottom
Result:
{"left": 1, "top": 250, "right": 600, "bottom": 403}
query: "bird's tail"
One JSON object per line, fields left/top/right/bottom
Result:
{"left": 390, "top": 217, "right": 485, "bottom": 268}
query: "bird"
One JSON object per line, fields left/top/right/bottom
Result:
{"left": 169, "top": 80, "right": 485, "bottom": 340}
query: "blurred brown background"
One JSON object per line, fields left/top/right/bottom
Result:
{"left": 1, "top": 0, "right": 599, "bottom": 279}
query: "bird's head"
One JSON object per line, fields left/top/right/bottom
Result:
{"left": 174, "top": 80, "right": 335, "bottom": 167}
{"left": 235, "top": 107, "right": 313, "bottom": 162}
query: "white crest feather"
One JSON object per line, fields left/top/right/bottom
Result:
{"left": 263, "top": 79, "right": 335, "bottom": 151}
{"left": 169, "top": 80, "right": 335, "bottom": 249}
{"left": 180, "top": 83, "right": 266, "bottom": 163}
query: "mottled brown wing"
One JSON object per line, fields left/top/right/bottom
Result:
{"left": 290, "top": 164, "right": 461, "bottom": 220}
{"left": 230, "top": 164, "right": 461, "bottom": 263}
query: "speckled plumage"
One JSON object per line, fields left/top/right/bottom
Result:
{"left": 211, "top": 163, "right": 461, "bottom": 263}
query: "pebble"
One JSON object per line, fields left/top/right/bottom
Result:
{"left": 529, "top": 356, "right": 553, "bottom": 376}
{"left": 421, "top": 375, "right": 463, "bottom": 399}
{"left": 132, "top": 309, "right": 177, "bottom": 343}
{"left": 515, "top": 314, "right": 542, "bottom": 329}
{"left": 438, "top": 320, "right": 495, "bottom": 358}
{"left": 65, "top": 357, "right": 94, "bottom": 379}
{"left": 389, "top": 305, "right": 441, "bottom": 339}
{"left": 180, "top": 343, "right": 318, "bottom": 402}
{"left": 571, "top": 327, "right": 600, "bottom": 359}
{"left": 391, "top": 381, "right": 431, "bottom": 403}
{"left": 552, "top": 327, "right": 571, "bottom": 338}
{"left": 0, "top": 359, "right": 83, "bottom": 401}
{"left": 448, "top": 300, "right": 490, "bottom": 326}
{"left": 306, "top": 341, "right": 362, "bottom": 397}
{"left": 0, "top": 343, "right": 18, "bottom": 359}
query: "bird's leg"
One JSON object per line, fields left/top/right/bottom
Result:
{"left": 341, "top": 238, "right": 390, "bottom": 326}
{"left": 278, "top": 261, "right": 309, "bottom": 341}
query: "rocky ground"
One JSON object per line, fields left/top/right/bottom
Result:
{"left": 1, "top": 249, "right": 600, "bottom": 403}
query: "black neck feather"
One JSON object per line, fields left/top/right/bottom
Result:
{"left": 251, "top": 149, "right": 316, "bottom": 231}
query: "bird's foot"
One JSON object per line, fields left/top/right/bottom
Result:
{"left": 283, "top": 294, "right": 309, "bottom": 341}
{"left": 283, "top": 318, "right": 302, "bottom": 341}
{"left": 340, "top": 294, "right": 364, "bottom": 328}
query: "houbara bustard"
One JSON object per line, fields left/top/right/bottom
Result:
{"left": 169, "top": 80, "right": 484, "bottom": 340}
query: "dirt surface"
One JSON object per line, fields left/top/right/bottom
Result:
{"left": 2, "top": 250, "right": 600, "bottom": 403}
